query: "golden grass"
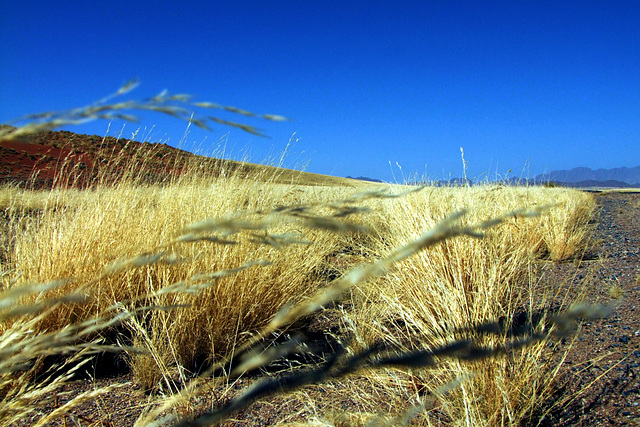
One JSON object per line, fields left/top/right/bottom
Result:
{"left": 317, "top": 185, "right": 597, "bottom": 426}
{"left": 0, "top": 85, "right": 607, "bottom": 425}
{"left": 0, "top": 167, "right": 603, "bottom": 425}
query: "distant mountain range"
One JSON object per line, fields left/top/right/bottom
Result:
{"left": 536, "top": 166, "right": 640, "bottom": 187}
{"left": 348, "top": 166, "right": 640, "bottom": 188}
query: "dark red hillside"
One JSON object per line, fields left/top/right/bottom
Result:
{"left": 0, "top": 127, "right": 365, "bottom": 189}
{"left": 0, "top": 128, "right": 239, "bottom": 189}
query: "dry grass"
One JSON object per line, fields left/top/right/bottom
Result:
{"left": 309, "top": 185, "right": 598, "bottom": 426}
{"left": 0, "top": 85, "right": 607, "bottom": 425}
{"left": 4, "top": 175, "right": 369, "bottom": 369}
{"left": 0, "top": 80, "right": 289, "bottom": 143}
{"left": 1, "top": 173, "right": 603, "bottom": 425}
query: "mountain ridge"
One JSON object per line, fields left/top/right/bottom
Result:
{"left": 536, "top": 166, "right": 640, "bottom": 185}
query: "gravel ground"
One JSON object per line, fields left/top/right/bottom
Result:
{"left": 13, "top": 191, "right": 640, "bottom": 426}
{"left": 537, "top": 191, "right": 640, "bottom": 426}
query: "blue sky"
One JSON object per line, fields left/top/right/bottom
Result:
{"left": 1, "top": 1, "right": 639, "bottom": 182}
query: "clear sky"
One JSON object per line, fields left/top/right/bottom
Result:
{"left": 1, "top": 1, "right": 639, "bottom": 182}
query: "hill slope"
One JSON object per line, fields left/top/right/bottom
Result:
{"left": 0, "top": 128, "right": 366, "bottom": 189}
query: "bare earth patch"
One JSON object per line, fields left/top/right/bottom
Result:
{"left": 536, "top": 191, "right": 640, "bottom": 426}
